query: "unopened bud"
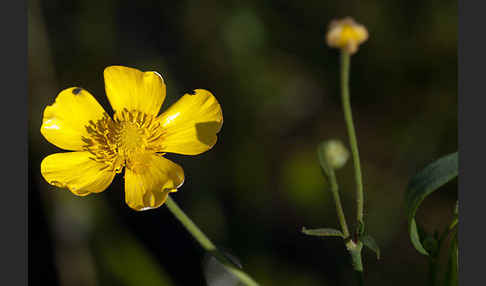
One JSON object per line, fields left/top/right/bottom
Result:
{"left": 323, "top": 140, "right": 350, "bottom": 170}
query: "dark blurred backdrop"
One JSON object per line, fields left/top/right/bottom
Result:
{"left": 28, "top": 0, "right": 457, "bottom": 285}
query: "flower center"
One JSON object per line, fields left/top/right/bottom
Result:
{"left": 117, "top": 122, "right": 145, "bottom": 154}
{"left": 82, "top": 109, "right": 164, "bottom": 173}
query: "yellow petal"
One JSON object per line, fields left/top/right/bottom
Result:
{"left": 155, "top": 89, "right": 223, "bottom": 155}
{"left": 326, "top": 17, "right": 368, "bottom": 54}
{"left": 124, "top": 154, "right": 184, "bottom": 211}
{"left": 104, "top": 66, "right": 166, "bottom": 116}
{"left": 41, "top": 87, "right": 107, "bottom": 151}
{"left": 41, "top": 151, "right": 116, "bottom": 196}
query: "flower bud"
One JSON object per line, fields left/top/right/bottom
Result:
{"left": 322, "top": 140, "right": 350, "bottom": 170}
{"left": 326, "top": 17, "right": 368, "bottom": 54}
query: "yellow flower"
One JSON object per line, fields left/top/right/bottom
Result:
{"left": 326, "top": 17, "right": 368, "bottom": 54}
{"left": 40, "top": 66, "right": 223, "bottom": 211}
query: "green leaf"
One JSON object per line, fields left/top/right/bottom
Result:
{"left": 361, "top": 235, "right": 380, "bottom": 260}
{"left": 405, "top": 152, "right": 458, "bottom": 256}
{"left": 301, "top": 227, "right": 344, "bottom": 237}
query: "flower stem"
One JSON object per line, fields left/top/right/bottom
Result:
{"left": 165, "top": 196, "right": 259, "bottom": 286}
{"left": 340, "top": 51, "right": 365, "bottom": 228}
{"left": 340, "top": 51, "right": 365, "bottom": 279}
{"left": 327, "top": 168, "right": 350, "bottom": 238}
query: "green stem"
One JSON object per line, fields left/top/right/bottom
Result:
{"left": 166, "top": 196, "right": 214, "bottom": 250}
{"left": 165, "top": 196, "right": 259, "bottom": 286}
{"left": 446, "top": 232, "right": 458, "bottom": 286}
{"left": 431, "top": 219, "right": 458, "bottom": 286}
{"left": 346, "top": 240, "right": 364, "bottom": 272}
{"left": 327, "top": 168, "right": 350, "bottom": 238}
{"left": 340, "top": 51, "right": 365, "bottom": 227}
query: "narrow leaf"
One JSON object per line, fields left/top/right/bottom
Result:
{"left": 405, "top": 152, "right": 458, "bottom": 255}
{"left": 301, "top": 227, "right": 344, "bottom": 237}
{"left": 361, "top": 235, "right": 380, "bottom": 260}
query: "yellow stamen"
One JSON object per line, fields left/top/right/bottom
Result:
{"left": 82, "top": 109, "right": 164, "bottom": 173}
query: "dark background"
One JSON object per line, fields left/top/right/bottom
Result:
{"left": 28, "top": 0, "right": 457, "bottom": 285}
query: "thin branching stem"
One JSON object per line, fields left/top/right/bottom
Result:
{"left": 327, "top": 168, "right": 350, "bottom": 238}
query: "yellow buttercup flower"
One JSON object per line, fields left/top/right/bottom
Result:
{"left": 326, "top": 17, "right": 368, "bottom": 54}
{"left": 40, "top": 66, "right": 223, "bottom": 211}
